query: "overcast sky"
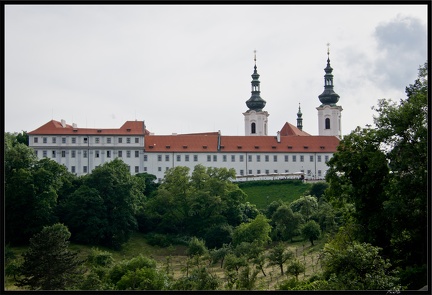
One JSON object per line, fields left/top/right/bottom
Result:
{"left": 5, "top": 4, "right": 428, "bottom": 136}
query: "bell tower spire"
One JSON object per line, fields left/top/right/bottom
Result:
{"left": 297, "top": 103, "right": 303, "bottom": 130}
{"left": 316, "top": 44, "right": 343, "bottom": 138}
{"left": 243, "top": 50, "right": 269, "bottom": 136}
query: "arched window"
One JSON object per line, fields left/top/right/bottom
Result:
{"left": 251, "top": 122, "right": 256, "bottom": 134}
{"left": 325, "top": 118, "right": 330, "bottom": 129}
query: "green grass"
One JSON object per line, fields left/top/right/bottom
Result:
{"left": 239, "top": 180, "right": 312, "bottom": 209}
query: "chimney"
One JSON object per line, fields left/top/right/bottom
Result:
{"left": 276, "top": 131, "right": 281, "bottom": 143}
{"left": 61, "top": 119, "right": 66, "bottom": 128}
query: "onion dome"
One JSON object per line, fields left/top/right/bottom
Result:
{"left": 246, "top": 51, "right": 266, "bottom": 111}
{"left": 318, "top": 45, "right": 340, "bottom": 106}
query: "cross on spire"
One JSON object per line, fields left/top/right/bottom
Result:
{"left": 327, "top": 43, "right": 330, "bottom": 57}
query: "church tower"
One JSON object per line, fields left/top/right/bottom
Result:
{"left": 316, "top": 45, "right": 342, "bottom": 137}
{"left": 297, "top": 103, "right": 303, "bottom": 130}
{"left": 244, "top": 51, "right": 269, "bottom": 136}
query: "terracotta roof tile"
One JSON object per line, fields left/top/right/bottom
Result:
{"left": 279, "top": 122, "right": 311, "bottom": 136}
{"left": 28, "top": 120, "right": 149, "bottom": 135}
{"left": 145, "top": 134, "right": 219, "bottom": 152}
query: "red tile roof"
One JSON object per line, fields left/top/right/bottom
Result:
{"left": 28, "top": 120, "right": 149, "bottom": 135}
{"left": 145, "top": 134, "right": 220, "bottom": 152}
{"left": 145, "top": 134, "right": 339, "bottom": 153}
{"left": 279, "top": 122, "right": 311, "bottom": 136}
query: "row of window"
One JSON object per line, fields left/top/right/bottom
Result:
{"left": 155, "top": 154, "right": 329, "bottom": 163}
{"left": 37, "top": 150, "right": 330, "bottom": 163}
{"left": 38, "top": 150, "right": 140, "bottom": 159}
{"left": 33, "top": 136, "right": 141, "bottom": 144}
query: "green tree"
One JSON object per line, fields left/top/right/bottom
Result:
{"left": 267, "top": 242, "right": 294, "bottom": 275}
{"left": 108, "top": 255, "right": 157, "bottom": 286}
{"left": 116, "top": 267, "right": 168, "bottom": 290}
{"left": 307, "top": 182, "right": 329, "bottom": 200}
{"left": 232, "top": 214, "right": 272, "bottom": 247}
{"left": 59, "top": 185, "right": 108, "bottom": 245}
{"left": 187, "top": 236, "right": 208, "bottom": 258}
{"left": 272, "top": 204, "right": 304, "bottom": 242}
{"left": 290, "top": 195, "right": 318, "bottom": 221}
{"left": 302, "top": 220, "right": 321, "bottom": 246}
{"left": 15, "top": 223, "right": 84, "bottom": 290}
{"left": 5, "top": 155, "right": 74, "bottom": 245}
{"left": 325, "top": 62, "right": 428, "bottom": 288}
{"left": 84, "top": 158, "right": 140, "bottom": 249}
{"left": 286, "top": 259, "right": 306, "bottom": 281}
{"left": 321, "top": 239, "right": 400, "bottom": 290}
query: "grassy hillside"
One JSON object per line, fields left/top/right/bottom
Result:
{"left": 6, "top": 231, "right": 327, "bottom": 291}
{"left": 238, "top": 180, "right": 312, "bottom": 209}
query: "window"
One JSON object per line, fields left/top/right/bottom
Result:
{"left": 158, "top": 155, "right": 162, "bottom": 161}
{"left": 126, "top": 151, "right": 130, "bottom": 158}
{"left": 118, "top": 151, "right": 123, "bottom": 158}
{"left": 43, "top": 151, "right": 47, "bottom": 157}
{"left": 62, "top": 137, "right": 67, "bottom": 144}
{"left": 310, "top": 155, "right": 314, "bottom": 162}
{"left": 177, "top": 155, "right": 181, "bottom": 162}
{"left": 273, "top": 155, "right": 277, "bottom": 162}
{"left": 83, "top": 166, "right": 88, "bottom": 173}
{"left": 285, "top": 155, "right": 289, "bottom": 162}
{"left": 325, "top": 118, "right": 330, "bottom": 129}
{"left": 213, "top": 155, "right": 217, "bottom": 162}
{"left": 300, "top": 155, "right": 304, "bottom": 162}
{"left": 265, "top": 170, "right": 269, "bottom": 174}
{"left": 71, "top": 166, "right": 75, "bottom": 173}
{"left": 95, "top": 138, "right": 100, "bottom": 144}
{"left": 35, "top": 151, "right": 38, "bottom": 157}
{"left": 34, "top": 137, "right": 38, "bottom": 143}
{"left": 248, "top": 155, "right": 252, "bottom": 162}
{"left": 158, "top": 167, "right": 162, "bottom": 172}
{"left": 257, "top": 169, "right": 261, "bottom": 174}
{"left": 52, "top": 137, "right": 56, "bottom": 144}
{"left": 274, "top": 169, "right": 278, "bottom": 173}
{"left": 325, "top": 155, "right": 329, "bottom": 162}
{"left": 135, "top": 138, "right": 139, "bottom": 144}
{"left": 293, "top": 155, "right": 297, "bottom": 162}
{"left": 43, "top": 137, "right": 47, "bottom": 143}
{"left": 84, "top": 137, "right": 88, "bottom": 144}
{"left": 257, "top": 155, "right": 261, "bottom": 162}
{"left": 207, "top": 155, "right": 211, "bottom": 162}
{"left": 52, "top": 151, "right": 56, "bottom": 158}
{"left": 251, "top": 122, "right": 256, "bottom": 134}
{"left": 127, "top": 138, "right": 131, "bottom": 144}
{"left": 240, "top": 169, "right": 244, "bottom": 176}
{"left": 107, "top": 151, "right": 111, "bottom": 158}
{"left": 317, "top": 155, "right": 322, "bottom": 162}
{"left": 165, "top": 167, "right": 169, "bottom": 171}
{"left": 133, "top": 151, "right": 138, "bottom": 158}
{"left": 62, "top": 151, "right": 66, "bottom": 157}
{"left": 118, "top": 138, "right": 123, "bottom": 143}
{"left": 248, "top": 170, "right": 252, "bottom": 175}
{"left": 135, "top": 166, "right": 139, "bottom": 173}
{"left": 165, "top": 155, "right": 169, "bottom": 161}
{"left": 83, "top": 150, "right": 87, "bottom": 158}
{"left": 194, "top": 155, "right": 198, "bottom": 162}
{"left": 223, "top": 155, "right": 227, "bottom": 162}
{"left": 318, "top": 170, "right": 322, "bottom": 177}
{"left": 307, "top": 170, "right": 311, "bottom": 176}
{"left": 265, "top": 155, "right": 269, "bottom": 162}
{"left": 107, "top": 138, "right": 111, "bottom": 144}
{"left": 231, "top": 155, "right": 235, "bottom": 162}
{"left": 72, "top": 137, "right": 76, "bottom": 144}
{"left": 144, "top": 167, "right": 147, "bottom": 172}
{"left": 71, "top": 150, "right": 76, "bottom": 158}
{"left": 185, "top": 155, "right": 190, "bottom": 162}
{"left": 95, "top": 151, "right": 100, "bottom": 158}
{"left": 144, "top": 155, "right": 148, "bottom": 161}
{"left": 240, "top": 155, "right": 244, "bottom": 162}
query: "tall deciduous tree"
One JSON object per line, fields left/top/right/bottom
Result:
{"left": 267, "top": 242, "right": 294, "bottom": 275}
{"left": 15, "top": 223, "right": 84, "bottom": 290}
{"left": 84, "top": 158, "right": 140, "bottom": 249}
{"left": 325, "top": 62, "right": 428, "bottom": 289}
